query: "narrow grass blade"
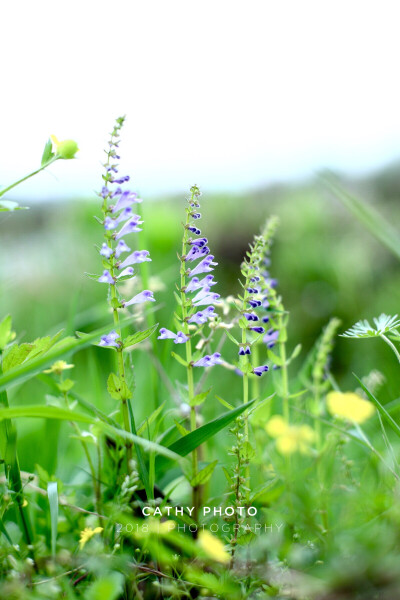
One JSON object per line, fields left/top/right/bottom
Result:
{"left": 47, "top": 482, "right": 58, "bottom": 557}
{"left": 323, "top": 175, "right": 400, "bottom": 261}
{"left": 354, "top": 374, "right": 400, "bottom": 438}
{"left": 127, "top": 398, "right": 151, "bottom": 500}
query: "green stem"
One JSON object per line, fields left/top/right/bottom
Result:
{"left": 381, "top": 334, "right": 400, "bottom": 364}
{"left": 278, "top": 314, "right": 289, "bottom": 421}
{"left": 0, "top": 157, "right": 58, "bottom": 198}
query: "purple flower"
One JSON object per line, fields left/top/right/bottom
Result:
{"left": 239, "top": 345, "right": 251, "bottom": 356}
{"left": 124, "top": 290, "right": 155, "bottom": 306}
{"left": 158, "top": 328, "right": 177, "bottom": 340}
{"left": 188, "top": 255, "right": 218, "bottom": 277}
{"left": 189, "top": 237, "right": 208, "bottom": 247}
{"left": 264, "top": 329, "right": 279, "bottom": 348}
{"left": 253, "top": 365, "right": 269, "bottom": 376}
{"left": 248, "top": 299, "right": 262, "bottom": 308}
{"left": 158, "top": 328, "right": 189, "bottom": 344}
{"left": 115, "top": 240, "right": 131, "bottom": 258}
{"left": 98, "top": 270, "right": 115, "bottom": 284}
{"left": 193, "top": 352, "right": 222, "bottom": 367}
{"left": 101, "top": 186, "right": 109, "bottom": 199}
{"left": 111, "top": 175, "right": 130, "bottom": 184}
{"left": 100, "top": 243, "right": 114, "bottom": 258}
{"left": 244, "top": 312, "right": 259, "bottom": 322}
{"left": 192, "top": 292, "right": 220, "bottom": 306}
{"left": 191, "top": 212, "right": 201, "bottom": 219}
{"left": 116, "top": 217, "right": 143, "bottom": 239}
{"left": 188, "top": 306, "right": 215, "bottom": 324}
{"left": 118, "top": 267, "right": 134, "bottom": 278}
{"left": 262, "top": 316, "right": 270, "bottom": 323}
{"left": 99, "top": 330, "right": 120, "bottom": 347}
{"left": 185, "top": 277, "right": 202, "bottom": 293}
{"left": 185, "top": 245, "right": 210, "bottom": 262}
{"left": 118, "top": 250, "right": 151, "bottom": 269}
{"left": 250, "top": 276, "right": 260, "bottom": 283}
{"left": 250, "top": 326, "right": 265, "bottom": 334}
{"left": 174, "top": 331, "right": 189, "bottom": 344}
{"left": 112, "top": 190, "right": 142, "bottom": 213}
{"left": 188, "top": 226, "right": 201, "bottom": 235}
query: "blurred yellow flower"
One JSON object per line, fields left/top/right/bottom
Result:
{"left": 148, "top": 518, "right": 176, "bottom": 534}
{"left": 44, "top": 360, "right": 74, "bottom": 376}
{"left": 79, "top": 526, "right": 103, "bottom": 549}
{"left": 327, "top": 391, "right": 375, "bottom": 424}
{"left": 198, "top": 530, "right": 230, "bottom": 563}
{"left": 51, "top": 135, "right": 79, "bottom": 159}
{"left": 265, "top": 416, "right": 315, "bottom": 455}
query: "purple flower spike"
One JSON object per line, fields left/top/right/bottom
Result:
{"left": 118, "top": 267, "right": 134, "bottom": 278}
{"left": 98, "top": 270, "right": 115, "bottom": 284}
{"left": 99, "top": 330, "right": 120, "bottom": 347}
{"left": 185, "top": 245, "right": 209, "bottom": 262}
{"left": 188, "top": 255, "right": 218, "bottom": 278}
{"left": 253, "top": 365, "right": 269, "bottom": 376}
{"left": 193, "top": 352, "right": 222, "bottom": 367}
{"left": 124, "top": 290, "right": 155, "bottom": 306}
{"left": 100, "top": 243, "right": 114, "bottom": 258}
{"left": 193, "top": 292, "right": 220, "bottom": 307}
{"left": 116, "top": 217, "right": 143, "bottom": 239}
{"left": 250, "top": 326, "right": 265, "bottom": 334}
{"left": 115, "top": 240, "right": 131, "bottom": 258}
{"left": 158, "top": 328, "right": 177, "bottom": 340}
{"left": 118, "top": 250, "right": 151, "bottom": 269}
{"left": 174, "top": 331, "right": 189, "bottom": 344}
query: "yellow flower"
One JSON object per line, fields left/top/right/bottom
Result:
{"left": 79, "top": 526, "right": 103, "bottom": 549}
{"left": 198, "top": 530, "right": 230, "bottom": 563}
{"left": 51, "top": 135, "right": 79, "bottom": 159}
{"left": 147, "top": 518, "right": 176, "bottom": 534}
{"left": 265, "top": 417, "right": 316, "bottom": 456}
{"left": 327, "top": 391, "right": 375, "bottom": 424}
{"left": 265, "top": 415, "right": 289, "bottom": 438}
{"left": 43, "top": 360, "right": 74, "bottom": 375}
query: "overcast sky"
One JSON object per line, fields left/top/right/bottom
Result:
{"left": 2, "top": 0, "right": 400, "bottom": 200}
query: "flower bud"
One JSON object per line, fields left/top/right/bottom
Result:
{"left": 51, "top": 135, "right": 79, "bottom": 159}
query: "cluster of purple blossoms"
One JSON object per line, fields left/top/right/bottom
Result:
{"left": 158, "top": 186, "right": 223, "bottom": 368}
{"left": 97, "top": 118, "right": 155, "bottom": 348}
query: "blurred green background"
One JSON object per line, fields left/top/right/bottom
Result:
{"left": 1, "top": 168, "right": 400, "bottom": 486}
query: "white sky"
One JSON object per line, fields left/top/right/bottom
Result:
{"left": 1, "top": 0, "right": 400, "bottom": 200}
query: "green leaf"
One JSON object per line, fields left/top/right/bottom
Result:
{"left": 57, "top": 379, "right": 75, "bottom": 393}
{"left": 47, "top": 481, "right": 58, "bottom": 557}
{"left": 222, "top": 466, "right": 233, "bottom": 485}
{"left": 123, "top": 323, "right": 158, "bottom": 349}
{"left": 215, "top": 395, "right": 234, "bottom": 410}
{"left": 190, "top": 460, "right": 218, "bottom": 486}
{"left": 107, "top": 373, "right": 131, "bottom": 401}
{"left": 2, "top": 344, "right": 33, "bottom": 373}
{"left": 137, "top": 401, "right": 166, "bottom": 436}
{"left": 190, "top": 388, "right": 211, "bottom": 407}
{"left": 267, "top": 348, "right": 283, "bottom": 366}
{"left": 41, "top": 138, "right": 55, "bottom": 166}
{"left": 224, "top": 330, "right": 240, "bottom": 346}
{"left": 0, "top": 515, "right": 12, "bottom": 544}
{"left": 0, "top": 405, "right": 93, "bottom": 424}
{"left": 0, "top": 316, "right": 134, "bottom": 392}
{"left": 0, "top": 315, "right": 13, "bottom": 351}
{"left": 86, "top": 572, "right": 124, "bottom": 600}
{"left": 156, "top": 399, "right": 256, "bottom": 470}
{"left": 174, "top": 419, "right": 189, "bottom": 436}
{"left": 171, "top": 352, "right": 188, "bottom": 367}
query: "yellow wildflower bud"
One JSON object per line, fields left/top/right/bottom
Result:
{"left": 198, "top": 530, "right": 230, "bottom": 563}
{"left": 50, "top": 135, "right": 79, "bottom": 159}
{"left": 326, "top": 391, "right": 375, "bottom": 424}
